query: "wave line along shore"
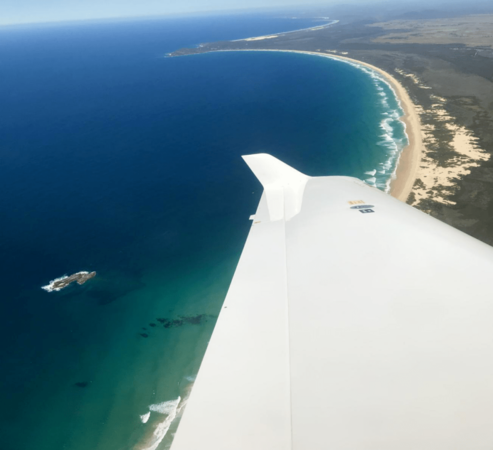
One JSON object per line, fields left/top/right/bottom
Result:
{"left": 212, "top": 49, "right": 423, "bottom": 202}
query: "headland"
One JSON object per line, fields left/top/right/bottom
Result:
{"left": 169, "top": 7, "right": 493, "bottom": 245}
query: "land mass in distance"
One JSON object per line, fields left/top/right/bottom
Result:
{"left": 170, "top": 4, "right": 493, "bottom": 246}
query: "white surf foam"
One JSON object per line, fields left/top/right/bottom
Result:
{"left": 321, "top": 56, "right": 408, "bottom": 193}
{"left": 140, "top": 412, "right": 151, "bottom": 424}
{"left": 149, "top": 398, "right": 181, "bottom": 415}
{"left": 135, "top": 375, "right": 196, "bottom": 450}
{"left": 213, "top": 50, "right": 410, "bottom": 196}
{"left": 141, "top": 397, "right": 181, "bottom": 450}
{"left": 41, "top": 275, "right": 68, "bottom": 292}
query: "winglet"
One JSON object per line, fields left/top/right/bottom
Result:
{"left": 242, "top": 153, "right": 309, "bottom": 222}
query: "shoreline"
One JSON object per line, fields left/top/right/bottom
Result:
{"left": 231, "top": 19, "right": 339, "bottom": 42}
{"left": 212, "top": 49, "right": 423, "bottom": 202}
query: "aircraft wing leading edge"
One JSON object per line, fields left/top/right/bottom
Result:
{"left": 171, "top": 154, "right": 493, "bottom": 450}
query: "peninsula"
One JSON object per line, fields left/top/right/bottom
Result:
{"left": 170, "top": 4, "right": 493, "bottom": 246}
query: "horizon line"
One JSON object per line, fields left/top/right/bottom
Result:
{"left": 0, "top": 3, "right": 330, "bottom": 28}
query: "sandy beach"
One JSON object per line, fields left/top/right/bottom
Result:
{"left": 216, "top": 48, "right": 423, "bottom": 202}
{"left": 170, "top": 9, "right": 493, "bottom": 243}
{"left": 232, "top": 19, "right": 339, "bottom": 42}
{"left": 276, "top": 51, "right": 490, "bottom": 210}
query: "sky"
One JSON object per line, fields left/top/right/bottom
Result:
{"left": 0, "top": 0, "right": 340, "bottom": 26}
{"left": 1, "top": 0, "right": 490, "bottom": 26}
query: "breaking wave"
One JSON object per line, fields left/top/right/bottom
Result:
{"left": 149, "top": 398, "right": 182, "bottom": 415}
{"left": 135, "top": 397, "right": 181, "bottom": 450}
{"left": 140, "top": 412, "right": 151, "bottom": 424}
{"left": 135, "top": 374, "right": 196, "bottom": 450}
{"left": 41, "top": 275, "right": 69, "bottom": 292}
{"left": 322, "top": 54, "right": 409, "bottom": 193}
{"left": 359, "top": 67, "right": 407, "bottom": 192}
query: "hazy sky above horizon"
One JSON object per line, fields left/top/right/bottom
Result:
{"left": 2, "top": 0, "right": 328, "bottom": 25}
{"left": 0, "top": 0, "right": 304, "bottom": 25}
{"left": 1, "top": 0, "right": 486, "bottom": 26}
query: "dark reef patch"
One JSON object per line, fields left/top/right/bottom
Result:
{"left": 157, "top": 314, "right": 215, "bottom": 329}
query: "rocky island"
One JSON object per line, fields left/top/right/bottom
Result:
{"left": 42, "top": 271, "right": 96, "bottom": 292}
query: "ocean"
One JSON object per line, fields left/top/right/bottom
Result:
{"left": 0, "top": 13, "right": 407, "bottom": 450}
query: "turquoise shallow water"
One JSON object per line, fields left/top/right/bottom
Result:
{"left": 0, "top": 14, "right": 407, "bottom": 450}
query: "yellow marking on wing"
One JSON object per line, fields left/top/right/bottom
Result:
{"left": 348, "top": 200, "right": 365, "bottom": 205}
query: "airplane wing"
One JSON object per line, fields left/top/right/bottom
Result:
{"left": 171, "top": 153, "right": 493, "bottom": 450}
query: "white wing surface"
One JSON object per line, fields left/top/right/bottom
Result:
{"left": 171, "top": 154, "right": 493, "bottom": 450}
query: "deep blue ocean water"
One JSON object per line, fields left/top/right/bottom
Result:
{"left": 0, "top": 14, "right": 407, "bottom": 450}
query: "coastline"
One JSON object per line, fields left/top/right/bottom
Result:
{"left": 231, "top": 19, "right": 339, "bottom": 42}
{"left": 213, "top": 49, "right": 423, "bottom": 202}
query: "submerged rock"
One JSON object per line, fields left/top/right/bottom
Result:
{"left": 158, "top": 314, "right": 210, "bottom": 329}
{"left": 74, "top": 381, "right": 89, "bottom": 388}
{"left": 42, "top": 271, "right": 96, "bottom": 292}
